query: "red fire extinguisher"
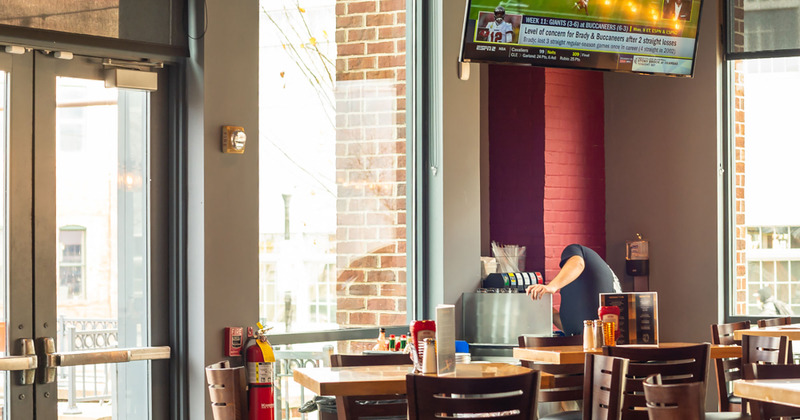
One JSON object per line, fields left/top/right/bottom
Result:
{"left": 247, "top": 322, "right": 275, "bottom": 420}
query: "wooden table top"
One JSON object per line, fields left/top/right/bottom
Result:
{"left": 733, "top": 324, "right": 800, "bottom": 341}
{"left": 513, "top": 342, "right": 742, "bottom": 364}
{"left": 293, "top": 363, "right": 552, "bottom": 396}
{"left": 733, "top": 379, "right": 800, "bottom": 408}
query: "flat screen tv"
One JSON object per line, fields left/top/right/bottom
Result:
{"left": 459, "top": 0, "right": 704, "bottom": 77}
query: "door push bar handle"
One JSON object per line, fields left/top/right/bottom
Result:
{"left": 38, "top": 337, "right": 170, "bottom": 383}
{"left": 0, "top": 338, "right": 40, "bottom": 385}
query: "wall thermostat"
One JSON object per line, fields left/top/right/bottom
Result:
{"left": 222, "top": 125, "right": 246, "bottom": 154}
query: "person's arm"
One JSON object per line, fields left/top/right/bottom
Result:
{"left": 526, "top": 255, "right": 585, "bottom": 300}
{"left": 504, "top": 31, "right": 513, "bottom": 43}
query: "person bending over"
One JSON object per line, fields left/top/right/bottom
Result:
{"left": 527, "top": 244, "right": 621, "bottom": 335}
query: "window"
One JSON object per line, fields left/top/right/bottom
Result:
{"left": 258, "top": 0, "right": 410, "bottom": 346}
{"left": 58, "top": 227, "right": 86, "bottom": 300}
{"left": 726, "top": 0, "right": 800, "bottom": 318}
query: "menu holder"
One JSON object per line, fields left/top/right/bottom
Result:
{"left": 600, "top": 292, "right": 658, "bottom": 345}
{"left": 435, "top": 304, "right": 456, "bottom": 376}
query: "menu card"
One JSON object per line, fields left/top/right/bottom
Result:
{"left": 599, "top": 292, "right": 658, "bottom": 345}
{"left": 435, "top": 304, "right": 456, "bottom": 375}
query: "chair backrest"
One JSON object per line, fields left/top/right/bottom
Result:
{"left": 743, "top": 363, "right": 800, "bottom": 420}
{"left": 642, "top": 374, "right": 705, "bottom": 420}
{"left": 518, "top": 335, "right": 584, "bottom": 403}
{"left": 406, "top": 370, "right": 540, "bottom": 420}
{"left": 330, "top": 353, "right": 412, "bottom": 420}
{"left": 330, "top": 353, "right": 413, "bottom": 368}
{"left": 757, "top": 317, "right": 792, "bottom": 328}
{"left": 710, "top": 320, "right": 750, "bottom": 412}
{"left": 582, "top": 353, "right": 629, "bottom": 420}
{"left": 604, "top": 343, "right": 709, "bottom": 420}
{"left": 740, "top": 334, "right": 789, "bottom": 366}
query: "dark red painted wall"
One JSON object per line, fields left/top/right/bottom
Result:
{"left": 488, "top": 65, "right": 546, "bottom": 274}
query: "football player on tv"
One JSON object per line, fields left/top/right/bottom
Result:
{"left": 486, "top": 6, "right": 513, "bottom": 43}
{"left": 574, "top": 0, "right": 589, "bottom": 15}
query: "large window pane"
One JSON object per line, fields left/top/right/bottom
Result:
{"left": 729, "top": 0, "right": 800, "bottom": 54}
{"left": 730, "top": 57, "right": 800, "bottom": 316}
{"left": 55, "top": 78, "right": 151, "bottom": 419}
{"left": 258, "top": 0, "right": 409, "bottom": 341}
{"left": 0, "top": 1, "right": 182, "bottom": 47}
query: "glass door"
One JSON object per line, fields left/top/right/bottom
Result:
{"left": 1, "top": 50, "right": 170, "bottom": 420}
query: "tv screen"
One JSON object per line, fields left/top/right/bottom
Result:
{"left": 459, "top": 0, "right": 704, "bottom": 77}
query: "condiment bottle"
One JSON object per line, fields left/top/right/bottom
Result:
{"left": 373, "top": 328, "right": 388, "bottom": 351}
{"left": 598, "top": 305, "right": 621, "bottom": 341}
{"left": 388, "top": 334, "right": 396, "bottom": 351}
{"left": 583, "top": 320, "right": 594, "bottom": 350}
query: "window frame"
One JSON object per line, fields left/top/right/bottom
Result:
{"left": 722, "top": 0, "right": 800, "bottom": 323}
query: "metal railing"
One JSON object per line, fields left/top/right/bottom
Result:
{"left": 274, "top": 346, "right": 334, "bottom": 420}
{"left": 57, "top": 317, "right": 118, "bottom": 414}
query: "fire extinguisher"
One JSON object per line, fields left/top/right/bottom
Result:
{"left": 246, "top": 322, "right": 275, "bottom": 420}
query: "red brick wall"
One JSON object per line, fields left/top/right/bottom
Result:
{"left": 732, "top": 0, "right": 747, "bottom": 315}
{"left": 542, "top": 69, "right": 606, "bottom": 309}
{"left": 334, "top": 0, "right": 407, "bottom": 352}
{"left": 488, "top": 65, "right": 546, "bottom": 273}
{"left": 488, "top": 68, "right": 605, "bottom": 311}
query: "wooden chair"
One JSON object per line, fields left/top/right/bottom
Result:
{"left": 519, "top": 334, "right": 584, "bottom": 419}
{"left": 740, "top": 335, "right": 789, "bottom": 366}
{"left": 742, "top": 363, "right": 800, "bottom": 420}
{"left": 604, "top": 343, "right": 709, "bottom": 420}
{"left": 582, "top": 354, "right": 629, "bottom": 420}
{"left": 643, "top": 374, "right": 751, "bottom": 420}
{"left": 757, "top": 317, "right": 792, "bottom": 328}
{"left": 756, "top": 317, "right": 794, "bottom": 362}
{"left": 405, "top": 369, "right": 540, "bottom": 420}
{"left": 711, "top": 321, "right": 750, "bottom": 412}
{"left": 330, "top": 353, "right": 412, "bottom": 420}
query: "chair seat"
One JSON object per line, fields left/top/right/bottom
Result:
{"left": 706, "top": 412, "right": 750, "bottom": 420}
{"left": 539, "top": 410, "right": 581, "bottom": 420}
{"left": 727, "top": 394, "right": 742, "bottom": 406}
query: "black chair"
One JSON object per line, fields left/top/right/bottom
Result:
{"left": 519, "top": 334, "right": 584, "bottom": 419}
{"left": 406, "top": 369, "right": 540, "bottom": 420}
{"left": 711, "top": 321, "right": 751, "bottom": 412}
{"left": 605, "top": 343, "right": 709, "bottom": 420}
{"left": 643, "top": 374, "right": 751, "bottom": 420}
{"left": 330, "top": 353, "right": 412, "bottom": 420}
{"left": 742, "top": 363, "right": 800, "bottom": 420}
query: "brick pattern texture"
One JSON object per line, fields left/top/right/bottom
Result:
{"left": 732, "top": 0, "right": 747, "bottom": 315}
{"left": 335, "top": 0, "right": 407, "bottom": 353}
{"left": 489, "top": 67, "right": 606, "bottom": 312}
{"left": 542, "top": 69, "right": 606, "bottom": 310}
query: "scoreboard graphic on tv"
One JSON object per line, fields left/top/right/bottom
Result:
{"left": 460, "top": 0, "right": 703, "bottom": 77}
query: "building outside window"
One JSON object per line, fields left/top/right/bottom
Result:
{"left": 258, "top": 0, "right": 410, "bottom": 346}
{"left": 727, "top": 0, "right": 800, "bottom": 317}
{"left": 58, "top": 227, "right": 87, "bottom": 300}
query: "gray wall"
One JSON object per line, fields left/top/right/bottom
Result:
{"left": 186, "top": 0, "right": 260, "bottom": 418}
{"left": 425, "top": 1, "right": 484, "bottom": 327}
{"left": 604, "top": 0, "right": 722, "bottom": 406}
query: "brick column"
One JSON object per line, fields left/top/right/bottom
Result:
{"left": 335, "top": 0, "right": 407, "bottom": 352}
{"left": 732, "top": 0, "right": 747, "bottom": 315}
{"left": 542, "top": 69, "right": 606, "bottom": 310}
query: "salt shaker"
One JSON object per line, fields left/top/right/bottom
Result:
{"left": 583, "top": 320, "right": 594, "bottom": 350}
{"left": 422, "top": 338, "right": 437, "bottom": 374}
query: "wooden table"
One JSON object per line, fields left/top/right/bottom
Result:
{"left": 514, "top": 342, "right": 742, "bottom": 365}
{"left": 733, "top": 324, "right": 800, "bottom": 341}
{"left": 293, "top": 363, "right": 553, "bottom": 396}
{"left": 733, "top": 379, "right": 800, "bottom": 408}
